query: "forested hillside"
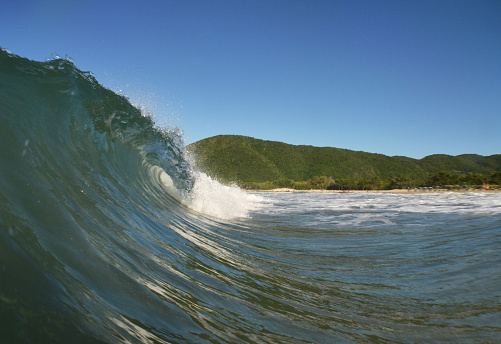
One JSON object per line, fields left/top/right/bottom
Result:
{"left": 187, "top": 135, "right": 501, "bottom": 189}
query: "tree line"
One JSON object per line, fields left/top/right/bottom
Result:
{"left": 239, "top": 171, "right": 501, "bottom": 191}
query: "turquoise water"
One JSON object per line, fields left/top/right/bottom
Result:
{"left": 1, "top": 49, "right": 500, "bottom": 343}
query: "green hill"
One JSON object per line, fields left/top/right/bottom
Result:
{"left": 187, "top": 135, "right": 501, "bottom": 185}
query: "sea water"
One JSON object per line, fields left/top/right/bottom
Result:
{"left": 1, "top": 48, "right": 500, "bottom": 343}
{"left": 243, "top": 191, "right": 501, "bottom": 343}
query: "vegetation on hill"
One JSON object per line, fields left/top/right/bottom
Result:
{"left": 187, "top": 135, "right": 501, "bottom": 190}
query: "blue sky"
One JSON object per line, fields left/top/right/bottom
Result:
{"left": 2, "top": 0, "right": 500, "bottom": 158}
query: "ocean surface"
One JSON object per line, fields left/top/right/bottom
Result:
{"left": 1, "top": 49, "right": 501, "bottom": 343}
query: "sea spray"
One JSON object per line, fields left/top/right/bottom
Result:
{"left": 159, "top": 168, "right": 264, "bottom": 219}
{"left": 185, "top": 171, "right": 264, "bottom": 220}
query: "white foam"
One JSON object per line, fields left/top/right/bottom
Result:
{"left": 159, "top": 170, "right": 264, "bottom": 220}
{"left": 256, "top": 191, "right": 501, "bottom": 217}
{"left": 186, "top": 172, "right": 264, "bottom": 220}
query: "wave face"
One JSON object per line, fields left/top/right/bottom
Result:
{"left": 0, "top": 49, "right": 262, "bottom": 343}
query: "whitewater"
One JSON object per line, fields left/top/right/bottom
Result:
{"left": 1, "top": 49, "right": 501, "bottom": 343}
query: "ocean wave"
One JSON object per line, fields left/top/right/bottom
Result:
{"left": 0, "top": 48, "right": 263, "bottom": 343}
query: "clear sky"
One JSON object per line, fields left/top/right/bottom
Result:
{"left": 2, "top": 0, "right": 500, "bottom": 158}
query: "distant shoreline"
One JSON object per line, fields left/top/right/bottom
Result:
{"left": 246, "top": 188, "right": 501, "bottom": 194}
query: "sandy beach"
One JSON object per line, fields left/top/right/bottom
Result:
{"left": 248, "top": 188, "right": 501, "bottom": 194}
